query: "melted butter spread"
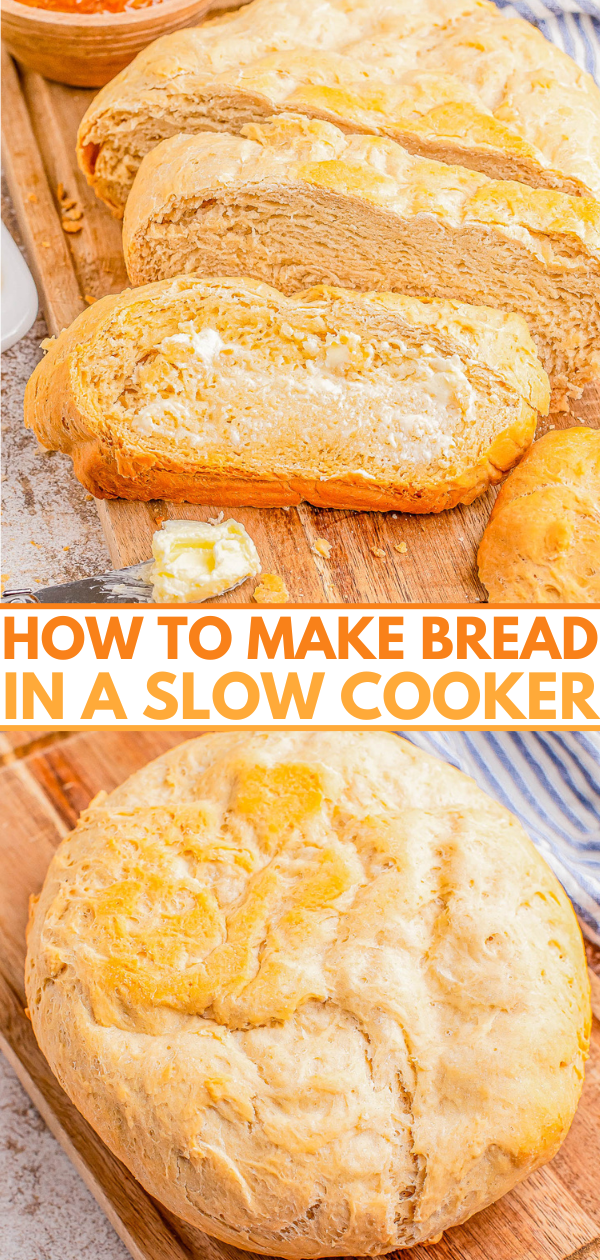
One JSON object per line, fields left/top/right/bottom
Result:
{"left": 150, "top": 518, "right": 261, "bottom": 603}
{"left": 112, "top": 318, "right": 479, "bottom": 471}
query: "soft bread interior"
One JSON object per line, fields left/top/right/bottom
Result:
{"left": 77, "top": 285, "right": 530, "bottom": 489}
{"left": 123, "top": 121, "right": 600, "bottom": 408}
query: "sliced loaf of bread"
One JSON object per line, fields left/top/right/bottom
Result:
{"left": 122, "top": 116, "right": 600, "bottom": 410}
{"left": 76, "top": 0, "right": 600, "bottom": 216}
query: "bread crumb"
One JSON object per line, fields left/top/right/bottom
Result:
{"left": 208, "top": 511, "right": 224, "bottom": 526}
{"left": 57, "top": 184, "right": 84, "bottom": 231}
{"left": 312, "top": 537, "right": 331, "bottom": 559}
{"left": 370, "top": 546, "right": 386, "bottom": 558}
{"left": 63, "top": 545, "right": 70, "bottom": 551}
{"left": 84, "top": 295, "right": 96, "bottom": 305}
{"left": 30, "top": 540, "right": 40, "bottom": 547}
{"left": 28, "top": 192, "right": 38, "bottom": 203}
{"left": 394, "top": 541, "right": 407, "bottom": 555}
{"left": 253, "top": 574, "right": 289, "bottom": 604}
{"left": 85, "top": 493, "right": 94, "bottom": 501}
{"left": 40, "top": 336, "right": 56, "bottom": 350}
{"left": 23, "top": 1007, "right": 32, "bottom": 1022}
{"left": 41, "top": 240, "right": 51, "bottom": 248}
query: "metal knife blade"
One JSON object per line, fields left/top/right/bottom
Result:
{"left": 2, "top": 562, "right": 155, "bottom": 604}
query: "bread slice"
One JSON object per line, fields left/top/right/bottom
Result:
{"left": 24, "top": 276, "right": 548, "bottom": 511}
{"left": 122, "top": 116, "right": 600, "bottom": 410}
{"left": 478, "top": 426, "right": 600, "bottom": 603}
{"left": 76, "top": 0, "right": 600, "bottom": 217}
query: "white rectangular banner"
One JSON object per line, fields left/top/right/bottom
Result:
{"left": 2, "top": 605, "right": 599, "bottom": 729}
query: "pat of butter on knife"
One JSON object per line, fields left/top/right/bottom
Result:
{"left": 150, "top": 519, "right": 261, "bottom": 604}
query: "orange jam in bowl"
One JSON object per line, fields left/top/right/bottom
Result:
{"left": 16, "top": 0, "right": 164, "bottom": 11}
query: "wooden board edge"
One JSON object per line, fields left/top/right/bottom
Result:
{"left": 0, "top": 729, "right": 76, "bottom": 766}
{"left": 0, "top": 966, "right": 193, "bottom": 1260}
{"left": 563, "top": 1239, "right": 600, "bottom": 1260}
{"left": 1, "top": 47, "right": 85, "bottom": 334}
{"left": 588, "top": 968, "right": 600, "bottom": 1025}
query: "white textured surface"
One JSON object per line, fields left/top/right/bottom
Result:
{"left": 0, "top": 180, "right": 124, "bottom": 1240}
{"left": 1, "top": 223, "right": 38, "bottom": 353}
{"left": 0, "top": 1052, "right": 129, "bottom": 1260}
{"left": 1, "top": 179, "right": 111, "bottom": 595}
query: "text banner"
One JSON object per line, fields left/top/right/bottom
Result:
{"left": 2, "top": 605, "right": 599, "bottom": 729}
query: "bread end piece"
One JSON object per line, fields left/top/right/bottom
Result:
{"left": 478, "top": 426, "right": 600, "bottom": 602}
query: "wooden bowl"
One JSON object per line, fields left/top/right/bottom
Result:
{"left": 1, "top": 0, "right": 216, "bottom": 87}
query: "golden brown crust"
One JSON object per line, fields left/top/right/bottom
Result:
{"left": 478, "top": 427, "right": 600, "bottom": 602}
{"left": 23, "top": 276, "right": 547, "bottom": 512}
{"left": 76, "top": 0, "right": 600, "bottom": 216}
{"left": 124, "top": 121, "right": 600, "bottom": 259}
{"left": 53, "top": 415, "right": 538, "bottom": 513}
{"left": 25, "top": 733, "right": 591, "bottom": 1257}
{"left": 121, "top": 118, "right": 600, "bottom": 409}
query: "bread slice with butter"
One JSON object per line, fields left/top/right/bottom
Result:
{"left": 76, "top": 0, "right": 600, "bottom": 217}
{"left": 122, "top": 117, "right": 600, "bottom": 410}
{"left": 24, "top": 276, "right": 548, "bottom": 512}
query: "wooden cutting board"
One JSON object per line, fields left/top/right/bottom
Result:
{"left": 3, "top": 48, "right": 600, "bottom": 605}
{"left": 1, "top": 727, "right": 600, "bottom": 1260}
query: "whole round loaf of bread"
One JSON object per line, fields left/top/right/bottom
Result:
{"left": 25, "top": 733, "right": 590, "bottom": 1255}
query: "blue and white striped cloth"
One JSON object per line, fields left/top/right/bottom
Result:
{"left": 410, "top": 14, "right": 600, "bottom": 944}
{"left": 493, "top": 0, "right": 600, "bottom": 82}
{"left": 400, "top": 733, "right": 600, "bottom": 945}
{"left": 397, "top": 16, "right": 600, "bottom": 942}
